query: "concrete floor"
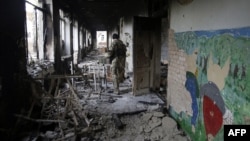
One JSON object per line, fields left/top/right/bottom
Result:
{"left": 76, "top": 49, "right": 166, "bottom": 115}
{"left": 19, "top": 49, "right": 189, "bottom": 141}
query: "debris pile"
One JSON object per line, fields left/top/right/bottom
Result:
{"left": 3, "top": 50, "right": 189, "bottom": 141}
{"left": 8, "top": 72, "right": 190, "bottom": 141}
{"left": 85, "top": 111, "right": 190, "bottom": 141}
{"left": 27, "top": 60, "right": 54, "bottom": 78}
{"left": 12, "top": 75, "right": 93, "bottom": 141}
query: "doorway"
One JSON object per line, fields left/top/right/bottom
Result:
{"left": 96, "top": 31, "right": 107, "bottom": 48}
{"left": 133, "top": 16, "right": 161, "bottom": 95}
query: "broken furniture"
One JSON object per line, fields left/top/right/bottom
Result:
{"left": 14, "top": 74, "right": 93, "bottom": 140}
{"left": 77, "top": 62, "right": 109, "bottom": 92}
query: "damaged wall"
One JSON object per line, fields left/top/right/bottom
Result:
{"left": 168, "top": 0, "right": 250, "bottom": 140}
{"left": 118, "top": 0, "right": 149, "bottom": 73}
{"left": 0, "top": 0, "right": 29, "bottom": 133}
{"left": 161, "top": 18, "right": 169, "bottom": 64}
{"left": 44, "top": 0, "right": 55, "bottom": 61}
{"left": 120, "top": 17, "right": 133, "bottom": 72}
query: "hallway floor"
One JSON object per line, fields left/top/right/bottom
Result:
{"left": 17, "top": 48, "right": 190, "bottom": 141}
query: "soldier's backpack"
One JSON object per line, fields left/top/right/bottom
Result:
{"left": 117, "top": 42, "right": 127, "bottom": 57}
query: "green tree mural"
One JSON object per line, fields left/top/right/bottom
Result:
{"left": 174, "top": 27, "right": 250, "bottom": 141}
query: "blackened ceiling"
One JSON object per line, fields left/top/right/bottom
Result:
{"left": 57, "top": 0, "right": 144, "bottom": 31}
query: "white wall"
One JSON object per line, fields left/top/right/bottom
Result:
{"left": 170, "top": 0, "right": 250, "bottom": 32}
{"left": 86, "top": 30, "right": 92, "bottom": 48}
{"left": 121, "top": 17, "right": 133, "bottom": 72}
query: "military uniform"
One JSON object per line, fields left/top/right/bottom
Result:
{"left": 109, "top": 39, "right": 127, "bottom": 94}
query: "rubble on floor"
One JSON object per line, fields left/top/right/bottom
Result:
{"left": 92, "top": 111, "right": 190, "bottom": 141}
{"left": 76, "top": 79, "right": 190, "bottom": 141}
{"left": 27, "top": 60, "right": 54, "bottom": 78}
{"left": 5, "top": 49, "right": 189, "bottom": 141}
{"left": 7, "top": 71, "right": 190, "bottom": 141}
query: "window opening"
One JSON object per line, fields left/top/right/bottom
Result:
{"left": 25, "top": 0, "right": 45, "bottom": 63}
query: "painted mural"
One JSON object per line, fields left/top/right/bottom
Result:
{"left": 170, "top": 27, "right": 250, "bottom": 141}
{"left": 185, "top": 71, "right": 199, "bottom": 133}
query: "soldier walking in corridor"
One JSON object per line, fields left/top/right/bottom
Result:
{"left": 109, "top": 33, "right": 127, "bottom": 94}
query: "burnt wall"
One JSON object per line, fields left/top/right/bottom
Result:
{"left": 0, "top": 0, "right": 30, "bottom": 135}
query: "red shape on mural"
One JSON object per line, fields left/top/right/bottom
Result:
{"left": 203, "top": 95, "right": 223, "bottom": 137}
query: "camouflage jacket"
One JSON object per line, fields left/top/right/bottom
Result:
{"left": 109, "top": 39, "right": 127, "bottom": 63}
